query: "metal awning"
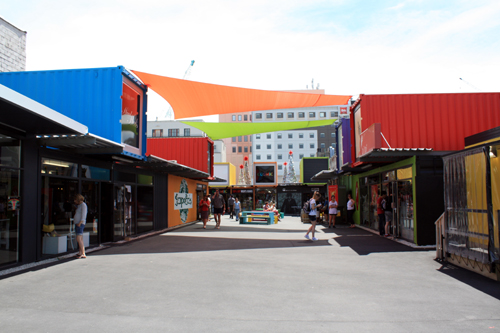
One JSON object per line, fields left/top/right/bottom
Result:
{"left": 37, "top": 133, "right": 124, "bottom": 154}
{"left": 0, "top": 84, "right": 88, "bottom": 135}
{"left": 310, "top": 170, "right": 337, "bottom": 182}
{"left": 357, "top": 148, "right": 449, "bottom": 162}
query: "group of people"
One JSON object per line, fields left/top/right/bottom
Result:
{"left": 199, "top": 189, "right": 242, "bottom": 229}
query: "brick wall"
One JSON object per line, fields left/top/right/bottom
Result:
{"left": 0, "top": 17, "right": 26, "bottom": 72}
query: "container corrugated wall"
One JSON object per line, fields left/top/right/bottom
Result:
{"left": 147, "top": 137, "right": 214, "bottom": 174}
{"left": 0, "top": 67, "right": 124, "bottom": 143}
{"left": 357, "top": 93, "right": 500, "bottom": 151}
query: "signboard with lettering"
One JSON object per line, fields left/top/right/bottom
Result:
{"left": 255, "top": 165, "right": 276, "bottom": 185}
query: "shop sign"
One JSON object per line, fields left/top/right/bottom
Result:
{"left": 311, "top": 188, "right": 319, "bottom": 192}
{"left": 340, "top": 107, "right": 348, "bottom": 115}
{"left": 175, "top": 179, "right": 192, "bottom": 223}
{"left": 255, "top": 165, "right": 275, "bottom": 184}
{"left": 240, "top": 189, "right": 253, "bottom": 193}
{"left": 282, "top": 188, "right": 298, "bottom": 192}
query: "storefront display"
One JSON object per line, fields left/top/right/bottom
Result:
{"left": 255, "top": 188, "right": 276, "bottom": 209}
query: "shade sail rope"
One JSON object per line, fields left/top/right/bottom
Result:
{"left": 131, "top": 70, "right": 351, "bottom": 119}
{"left": 180, "top": 119, "right": 336, "bottom": 140}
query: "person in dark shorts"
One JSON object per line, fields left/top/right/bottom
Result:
{"left": 347, "top": 193, "right": 356, "bottom": 228}
{"left": 212, "top": 189, "right": 225, "bottom": 229}
{"left": 73, "top": 194, "right": 87, "bottom": 259}
{"left": 304, "top": 191, "right": 322, "bottom": 241}
{"left": 228, "top": 195, "right": 235, "bottom": 218}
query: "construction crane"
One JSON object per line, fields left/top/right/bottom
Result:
{"left": 459, "top": 77, "right": 481, "bottom": 92}
{"left": 165, "top": 60, "right": 195, "bottom": 119}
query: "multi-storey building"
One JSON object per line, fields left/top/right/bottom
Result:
{"left": 220, "top": 112, "right": 252, "bottom": 182}
{"left": 146, "top": 119, "right": 207, "bottom": 138}
{"left": 251, "top": 104, "right": 349, "bottom": 182}
{"left": 0, "top": 17, "right": 26, "bottom": 72}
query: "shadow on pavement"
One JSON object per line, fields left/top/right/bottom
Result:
{"left": 93, "top": 234, "right": 330, "bottom": 255}
{"left": 325, "top": 226, "right": 429, "bottom": 256}
{"left": 436, "top": 261, "right": 500, "bottom": 300}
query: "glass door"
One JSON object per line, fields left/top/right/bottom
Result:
{"left": 397, "top": 180, "right": 414, "bottom": 241}
{"left": 114, "top": 184, "right": 135, "bottom": 241}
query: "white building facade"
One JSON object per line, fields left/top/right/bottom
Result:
{"left": 146, "top": 119, "right": 207, "bottom": 138}
{"left": 252, "top": 104, "right": 348, "bottom": 183}
{"left": 0, "top": 17, "right": 26, "bottom": 72}
{"left": 213, "top": 140, "right": 226, "bottom": 163}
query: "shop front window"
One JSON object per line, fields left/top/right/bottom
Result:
{"left": 255, "top": 188, "right": 277, "bottom": 209}
{"left": 121, "top": 83, "right": 141, "bottom": 149}
{"left": 41, "top": 158, "right": 77, "bottom": 177}
{"left": 0, "top": 165, "right": 20, "bottom": 265}
{"left": 137, "top": 186, "right": 154, "bottom": 234}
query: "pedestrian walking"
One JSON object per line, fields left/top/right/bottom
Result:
{"left": 304, "top": 191, "right": 322, "bottom": 241}
{"left": 328, "top": 194, "right": 338, "bottom": 228}
{"left": 228, "top": 195, "right": 235, "bottom": 218}
{"left": 234, "top": 197, "right": 241, "bottom": 221}
{"left": 212, "top": 189, "right": 225, "bottom": 229}
{"left": 384, "top": 192, "right": 393, "bottom": 237}
{"left": 199, "top": 194, "right": 210, "bottom": 229}
{"left": 347, "top": 193, "right": 356, "bottom": 228}
{"left": 73, "top": 194, "right": 87, "bottom": 259}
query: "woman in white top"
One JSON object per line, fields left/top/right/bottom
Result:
{"left": 304, "top": 192, "right": 321, "bottom": 241}
{"left": 328, "top": 194, "right": 338, "bottom": 228}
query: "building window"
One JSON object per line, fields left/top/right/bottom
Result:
{"left": 267, "top": 134, "right": 271, "bottom": 139}
{"left": 278, "top": 154, "right": 282, "bottom": 159}
{"left": 331, "top": 133, "right": 336, "bottom": 138}
{"left": 277, "top": 133, "right": 282, "bottom": 139}
{"left": 238, "top": 115, "right": 242, "bottom": 121}
{"left": 232, "top": 115, "right": 236, "bottom": 121}
{"left": 277, "top": 112, "right": 283, "bottom": 119}
{"left": 321, "top": 143, "right": 325, "bottom": 148}
{"left": 232, "top": 137, "right": 236, "bottom": 142}
{"left": 232, "top": 147, "right": 236, "bottom": 153}
{"left": 277, "top": 144, "right": 282, "bottom": 149}
{"left": 319, "top": 112, "right": 326, "bottom": 118}
{"left": 168, "top": 129, "right": 179, "bottom": 137}
{"left": 310, "top": 153, "right": 315, "bottom": 157}
{"left": 238, "top": 146, "right": 242, "bottom": 153}
{"left": 244, "top": 136, "right": 248, "bottom": 142}
{"left": 299, "top": 143, "right": 304, "bottom": 149}
{"left": 309, "top": 133, "right": 314, "bottom": 138}
{"left": 256, "top": 154, "right": 261, "bottom": 160}
{"left": 298, "top": 112, "right": 305, "bottom": 118}
{"left": 250, "top": 146, "right": 252, "bottom": 152}
{"left": 299, "top": 133, "right": 304, "bottom": 139}
{"left": 287, "top": 112, "right": 294, "bottom": 119}
{"left": 244, "top": 147, "right": 248, "bottom": 153}
{"left": 288, "top": 133, "right": 293, "bottom": 139}
{"left": 256, "top": 113, "right": 262, "bottom": 119}
{"left": 288, "top": 144, "right": 293, "bottom": 149}
{"left": 320, "top": 133, "right": 325, "bottom": 138}
{"left": 238, "top": 136, "right": 242, "bottom": 142}
{"left": 331, "top": 111, "right": 338, "bottom": 118}
{"left": 266, "top": 113, "right": 273, "bottom": 119}
{"left": 244, "top": 115, "right": 248, "bottom": 121}
{"left": 331, "top": 143, "right": 337, "bottom": 148}
{"left": 184, "top": 128, "right": 190, "bottom": 136}
{"left": 310, "top": 143, "right": 315, "bottom": 149}
{"left": 278, "top": 165, "right": 282, "bottom": 170}
{"left": 152, "top": 129, "right": 163, "bottom": 137}
{"left": 299, "top": 154, "right": 304, "bottom": 159}
{"left": 309, "top": 112, "right": 316, "bottom": 118}
{"left": 267, "top": 144, "right": 271, "bottom": 149}
{"left": 256, "top": 134, "right": 261, "bottom": 139}
{"left": 256, "top": 144, "right": 261, "bottom": 149}
{"left": 267, "top": 154, "right": 272, "bottom": 160}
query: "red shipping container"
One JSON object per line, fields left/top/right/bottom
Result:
{"left": 350, "top": 92, "right": 500, "bottom": 160}
{"left": 147, "top": 137, "right": 214, "bottom": 176}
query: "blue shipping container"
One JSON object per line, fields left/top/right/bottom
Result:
{"left": 0, "top": 66, "right": 148, "bottom": 158}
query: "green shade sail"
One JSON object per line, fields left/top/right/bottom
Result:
{"left": 181, "top": 119, "right": 336, "bottom": 140}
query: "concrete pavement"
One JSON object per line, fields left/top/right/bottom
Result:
{"left": 1, "top": 215, "right": 499, "bottom": 332}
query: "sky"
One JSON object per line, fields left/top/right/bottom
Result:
{"left": 2, "top": 0, "right": 499, "bottom": 121}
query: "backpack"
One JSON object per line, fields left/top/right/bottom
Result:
{"left": 303, "top": 200, "right": 311, "bottom": 213}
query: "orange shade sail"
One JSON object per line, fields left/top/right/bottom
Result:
{"left": 132, "top": 70, "right": 351, "bottom": 119}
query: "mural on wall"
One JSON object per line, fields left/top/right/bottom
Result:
{"left": 174, "top": 179, "right": 192, "bottom": 223}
